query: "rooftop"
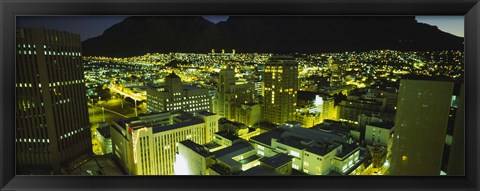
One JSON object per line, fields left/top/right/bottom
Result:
{"left": 197, "top": 110, "right": 215, "bottom": 116}
{"left": 213, "top": 141, "right": 253, "bottom": 158}
{"left": 336, "top": 143, "right": 360, "bottom": 159}
{"left": 305, "top": 143, "right": 339, "bottom": 156}
{"left": 276, "top": 136, "right": 311, "bottom": 150}
{"left": 215, "top": 131, "right": 242, "bottom": 143}
{"left": 152, "top": 118, "right": 204, "bottom": 133}
{"left": 113, "top": 117, "right": 139, "bottom": 130}
{"left": 260, "top": 153, "right": 292, "bottom": 169}
{"left": 96, "top": 125, "right": 111, "bottom": 138}
{"left": 238, "top": 155, "right": 260, "bottom": 165}
{"left": 179, "top": 140, "right": 213, "bottom": 158}
{"left": 368, "top": 121, "right": 395, "bottom": 130}
{"left": 250, "top": 128, "right": 285, "bottom": 146}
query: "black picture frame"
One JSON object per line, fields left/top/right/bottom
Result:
{"left": 1, "top": 0, "right": 479, "bottom": 190}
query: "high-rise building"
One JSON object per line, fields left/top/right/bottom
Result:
{"left": 147, "top": 72, "right": 211, "bottom": 113}
{"left": 263, "top": 56, "right": 298, "bottom": 125}
{"left": 110, "top": 110, "right": 218, "bottom": 175}
{"left": 216, "top": 68, "right": 255, "bottom": 121}
{"left": 390, "top": 80, "right": 464, "bottom": 175}
{"left": 16, "top": 28, "right": 92, "bottom": 174}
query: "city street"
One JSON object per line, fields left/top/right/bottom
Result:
{"left": 88, "top": 97, "right": 147, "bottom": 155}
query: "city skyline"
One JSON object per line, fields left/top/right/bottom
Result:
{"left": 15, "top": 16, "right": 464, "bottom": 176}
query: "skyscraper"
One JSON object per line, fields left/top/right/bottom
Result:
{"left": 216, "top": 68, "right": 255, "bottom": 121}
{"left": 390, "top": 79, "right": 463, "bottom": 175}
{"left": 16, "top": 28, "right": 92, "bottom": 174}
{"left": 263, "top": 56, "right": 298, "bottom": 125}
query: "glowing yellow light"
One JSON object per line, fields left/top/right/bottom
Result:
{"left": 174, "top": 153, "right": 190, "bottom": 175}
{"left": 402, "top": 155, "right": 408, "bottom": 161}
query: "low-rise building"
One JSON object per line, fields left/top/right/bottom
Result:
{"left": 110, "top": 110, "right": 218, "bottom": 175}
{"left": 96, "top": 123, "right": 112, "bottom": 154}
{"left": 249, "top": 122, "right": 361, "bottom": 175}
{"left": 147, "top": 72, "right": 211, "bottom": 113}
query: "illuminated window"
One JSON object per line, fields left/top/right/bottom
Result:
{"left": 292, "top": 164, "right": 299, "bottom": 170}
{"left": 402, "top": 156, "right": 408, "bottom": 161}
{"left": 257, "top": 150, "right": 264, "bottom": 156}
{"left": 290, "top": 150, "right": 300, "bottom": 158}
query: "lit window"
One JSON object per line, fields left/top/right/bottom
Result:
{"left": 290, "top": 150, "right": 300, "bottom": 158}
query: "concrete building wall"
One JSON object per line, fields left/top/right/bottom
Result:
{"left": 365, "top": 125, "right": 392, "bottom": 146}
{"left": 391, "top": 80, "right": 454, "bottom": 175}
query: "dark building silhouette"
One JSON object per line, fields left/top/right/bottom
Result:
{"left": 16, "top": 28, "right": 92, "bottom": 174}
{"left": 390, "top": 79, "right": 464, "bottom": 175}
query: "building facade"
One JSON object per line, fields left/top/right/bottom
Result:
{"left": 16, "top": 28, "right": 92, "bottom": 174}
{"left": 338, "top": 94, "right": 395, "bottom": 125}
{"left": 237, "top": 103, "right": 262, "bottom": 127}
{"left": 390, "top": 80, "right": 463, "bottom": 175}
{"left": 147, "top": 72, "right": 211, "bottom": 113}
{"left": 263, "top": 56, "right": 299, "bottom": 125}
{"left": 110, "top": 110, "right": 218, "bottom": 175}
{"left": 216, "top": 68, "right": 255, "bottom": 121}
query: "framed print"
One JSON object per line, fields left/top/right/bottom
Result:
{"left": 1, "top": 0, "right": 479, "bottom": 190}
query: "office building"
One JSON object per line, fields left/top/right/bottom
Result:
{"left": 216, "top": 68, "right": 255, "bottom": 121}
{"left": 390, "top": 80, "right": 464, "bottom": 175}
{"left": 110, "top": 110, "right": 218, "bottom": 175}
{"left": 147, "top": 72, "right": 211, "bottom": 113}
{"left": 16, "top": 28, "right": 92, "bottom": 174}
{"left": 263, "top": 56, "right": 299, "bottom": 125}
{"left": 338, "top": 92, "right": 396, "bottom": 125}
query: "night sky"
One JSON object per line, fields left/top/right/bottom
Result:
{"left": 16, "top": 16, "right": 463, "bottom": 41}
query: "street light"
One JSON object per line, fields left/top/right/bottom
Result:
{"left": 102, "top": 107, "right": 105, "bottom": 122}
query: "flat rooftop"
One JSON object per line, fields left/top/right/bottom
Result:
{"left": 213, "top": 141, "right": 253, "bottom": 158}
{"left": 179, "top": 140, "right": 213, "bottom": 158}
{"left": 250, "top": 128, "right": 285, "bottom": 146}
{"left": 336, "top": 143, "right": 360, "bottom": 159}
{"left": 152, "top": 118, "right": 204, "bottom": 133}
{"left": 305, "top": 143, "right": 339, "bottom": 156}
{"left": 368, "top": 121, "right": 394, "bottom": 130}
{"left": 260, "top": 153, "right": 292, "bottom": 168}
{"left": 197, "top": 110, "right": 215, "bottom": 116}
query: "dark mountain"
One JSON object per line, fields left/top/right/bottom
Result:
{"left": 82, "top": 16, "right": 464, "bottom": 57}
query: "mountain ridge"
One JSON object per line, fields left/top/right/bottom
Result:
{"left": 82, "top": 16, "right": 464, "bottom": 58}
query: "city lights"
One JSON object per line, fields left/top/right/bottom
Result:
{"left": 15, "top": 16, "right": 464, "bottom": 176}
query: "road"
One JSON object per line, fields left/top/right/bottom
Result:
{"left": 89, "top": 103, "right": 128, "bottom": 118}
{"left": 108, "top": 84, "right": 146, "bottom": 101}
